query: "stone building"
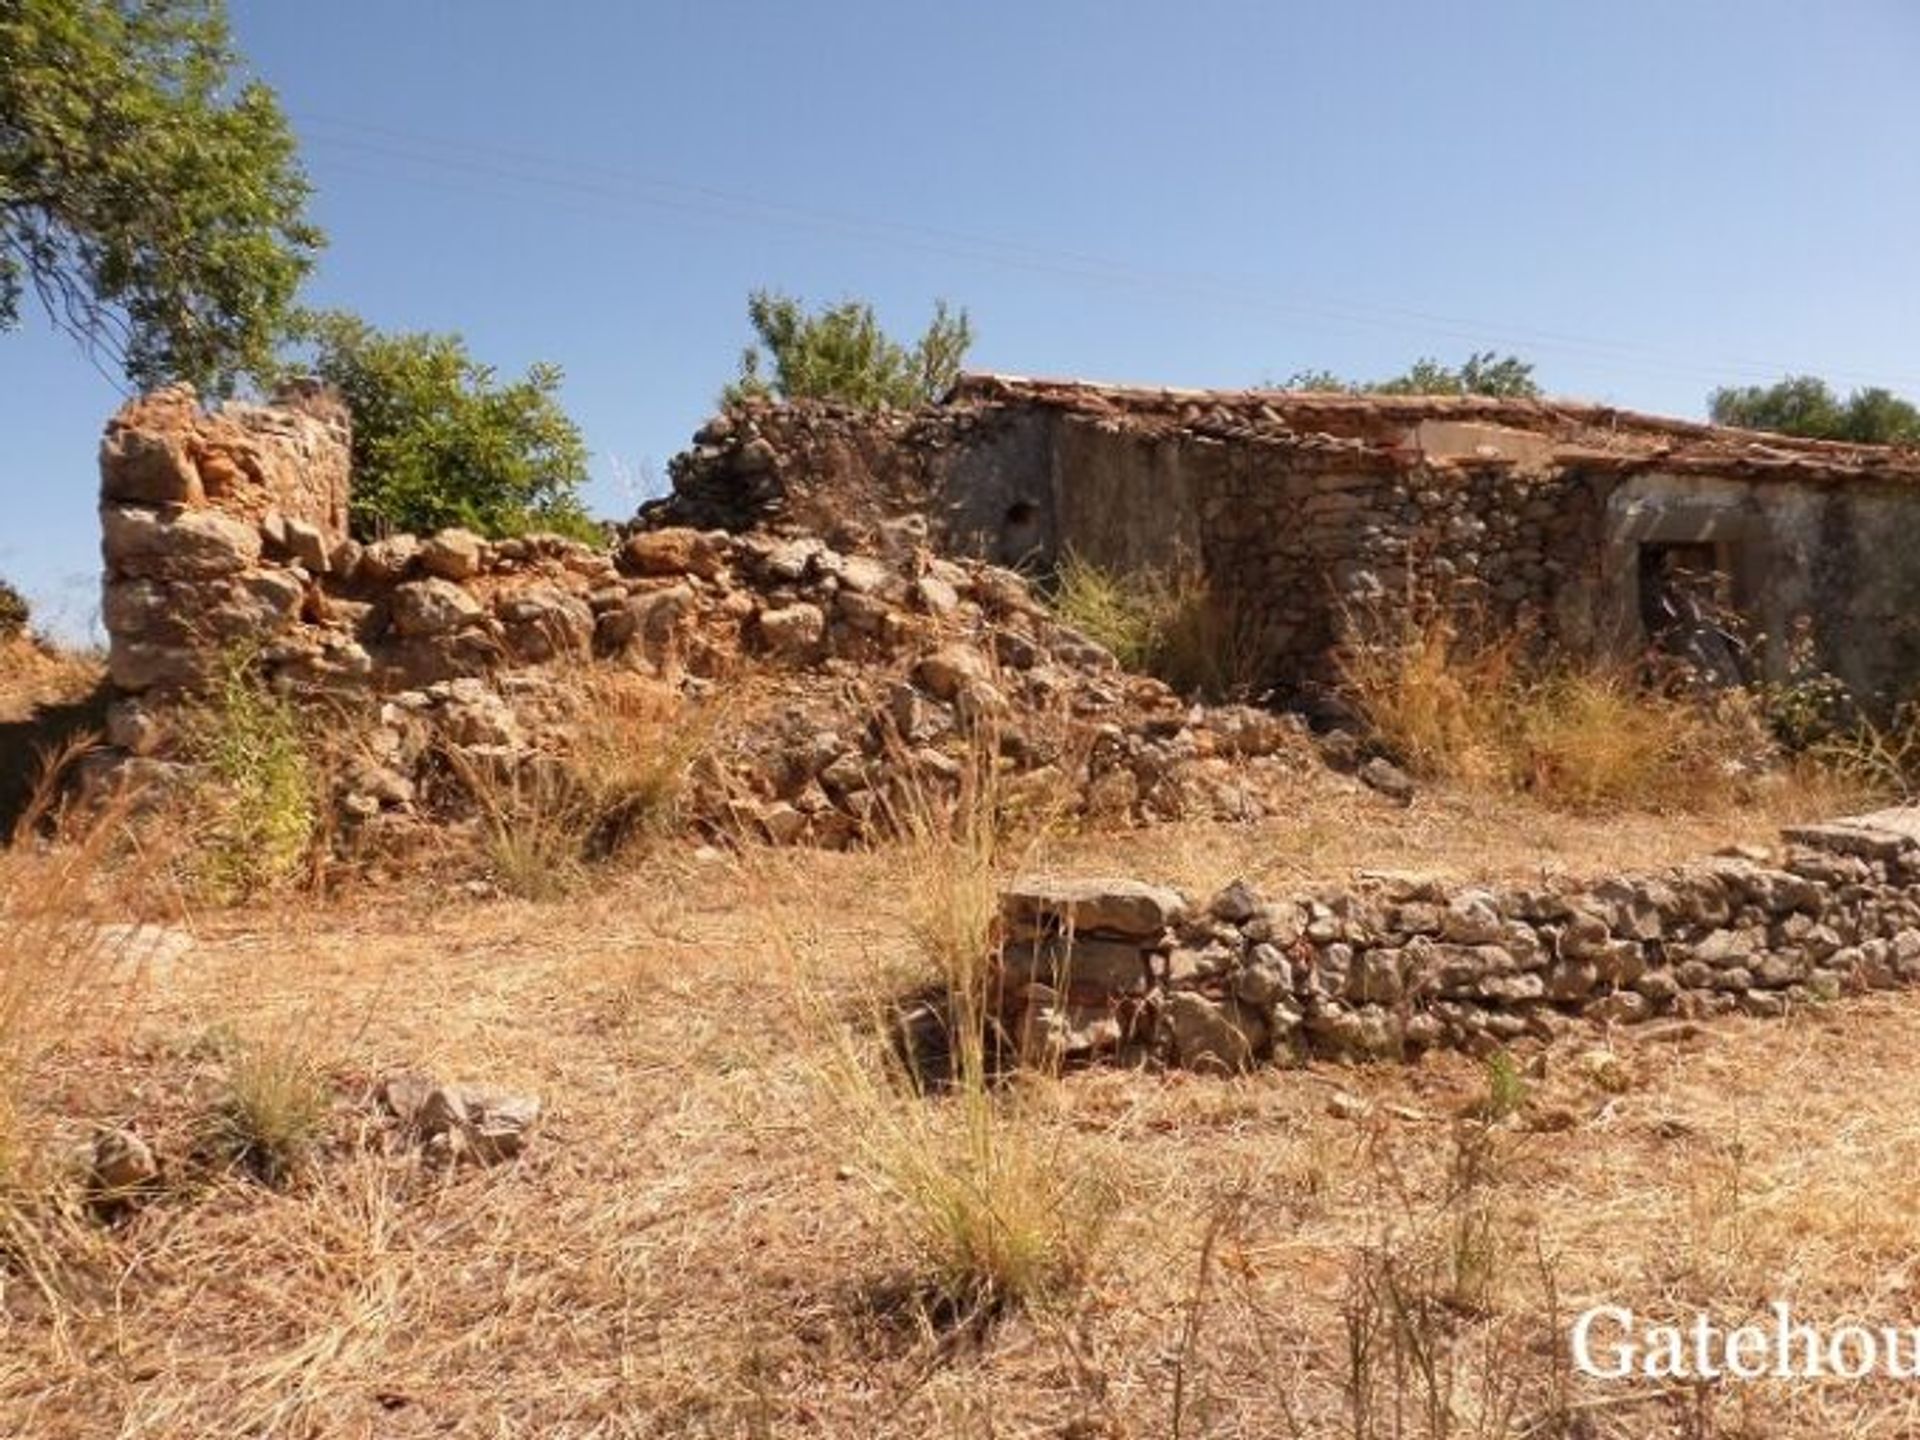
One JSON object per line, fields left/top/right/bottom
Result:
{"left": 665, "top": 375, "right": 1920, "bottom": 705}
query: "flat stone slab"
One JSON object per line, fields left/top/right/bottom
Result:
{"left": 1002, "top": 877, "right": 1189, "bottom": 940}
{"left": 1783, "top": 806, "right": 1920, "bottom": 860}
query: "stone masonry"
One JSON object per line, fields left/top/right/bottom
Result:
{"left": 997, "top": 808, "right": 1920, "bottom": 1070}
{"left": 664, "top": 376, "right": 1920, "bottom": 707}
{"left": 93, "top": 386, "right": 1323, "bottom": 846}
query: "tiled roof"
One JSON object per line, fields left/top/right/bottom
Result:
{"left": 949, "top": 373, "right": 1920, "bottom": 485}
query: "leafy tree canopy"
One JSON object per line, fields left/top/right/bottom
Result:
{"left": 1281, "top": 351, "right": 1542, "bottom": 399}
{"left": 277, "top": 310, "right": 595, "bottom": 542}
{"left": 1, "top": 0, "right": 321, "bottom": 390}
{"left": 724, "top": 289, "right": 973, "bottom": 409}
{"left": 1708, "top": 375, "right": 1920, "bottom": 446}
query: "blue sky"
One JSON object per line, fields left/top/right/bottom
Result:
{"left": 5, "top": 0, "right": 1918, "bottom": 638}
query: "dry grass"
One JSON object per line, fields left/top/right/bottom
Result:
{"left": 1338, "top": 600, "right": 1864, "bottom": 816}
{"left": 452, "top": 669, "right": 711, "bottom": 897}
{"left": 201, "top": 1026, "right": 334, "bottom": 1188}
{"left": 804, "top": 736, "right": 1118, "bottom": 1320}
{"left": 0, "top": 634, "right": 101, "bottom": 726}
{"left": 8, "top": 756, "right": 1920, "bottom": 1435}
{"left": 1051, "top": 550, "right": 1266, "bottom": 700}
{"left": 0, "top": 749, "right": 160, "bottom": 1322}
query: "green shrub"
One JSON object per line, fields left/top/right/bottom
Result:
{"left": 277, "top": 309, "right": 595, "bottom": 540}
{"left": 723, "top": 290, "right": 972, "bottom": 409}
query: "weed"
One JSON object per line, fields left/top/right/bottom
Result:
{"left": 1478, "top": 1051, "right": 1529, "bottom": 1122}
{"left": 187, "top": 650, "right": 319, "bottom": 898}
{"left": 1050, "top": 550, "right": 1264, "bottom": 700}
{"left": 203, "top": 1029, "right": 332, "bottom": 1187}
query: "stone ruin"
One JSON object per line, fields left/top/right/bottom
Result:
{"left": 663, "top": 375, "right": 1920, "bottom": 708}
{"left": 94, "top": 384, "right": 1321, "bottom": 850}
{"left": 996, "top": 808, "right": 1920, "bottom": 1068}
{"left": 84, "top": 378, "right": 1920, "bottom": 1065}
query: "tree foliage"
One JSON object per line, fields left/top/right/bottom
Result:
{"left": 724, "top": 290, "right": 973, "bottom": 409}
{"left": 282, "top": 310, "right": 594, "bottom": 542}
{"left": 0, "top": 577, "right": 28, "bottom": 637}
{"left": 1708, "top": 375, "right": 1920, "bottom": 446}
{"left": 0, "top": 0, "right": 321, "bottom": 390}
{"left": 1282, "top": 351, "right": 1542, "bottom": 399}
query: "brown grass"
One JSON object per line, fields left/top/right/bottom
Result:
{"left": 1337, "top": 599, "right": 1866, "bottom": 817}
{"left": 6, "top": 755, "right": 1920, "bottom": 1435}
{"left": 449, "top": 669, "right": 712, "bottom": 896}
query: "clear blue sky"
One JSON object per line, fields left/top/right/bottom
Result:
{"left": 6, "top": 0, "right": 1918, "bottom": 638}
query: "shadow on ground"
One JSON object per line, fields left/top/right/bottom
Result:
{"left": 0, "top": 685, "right": 111, "bottom": 835}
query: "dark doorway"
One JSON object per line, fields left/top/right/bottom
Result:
{"left": 1638, "top": 541, "right": 1745, "bottom": 685}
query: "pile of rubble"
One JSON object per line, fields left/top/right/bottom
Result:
{"left": 995, "top": 807, "right": 1920, "bottom": 1069}
{"left": 332, "top": 525, "right": 1319, "bottom": 850}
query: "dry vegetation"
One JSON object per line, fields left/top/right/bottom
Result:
{"left": 7, "top": 612, "right": 1920, "bottom": 1436}
{"left": 1335, "top": 598, "right": 1862, "bottom": 818}
{"left": 1049, "top": 551, "right": 1268, "bottom": 702}
{"left": 8, "top": 802, "right": 1920, "bottom": 1437}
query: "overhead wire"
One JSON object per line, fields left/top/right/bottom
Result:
{"left": 291, "top": 111, "right": 1920, "bottom": 395}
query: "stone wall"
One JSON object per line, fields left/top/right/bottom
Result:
{"left": 996, "top": 809, "right": 1920, "bottom": 1070}
{"left": 101, "top": 383, "right": 351, "bottom": 698}
{"left": 660, "top": 378, "right": 1920, "bottom": 705}
{"left": 93, "top": 387, "right": 1322, "bottom": 845}
{"left": 662, "top": 394, "right": 1627, "bottom": 689}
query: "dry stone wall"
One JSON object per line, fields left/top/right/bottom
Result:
{"left": 94, "top": 388, "right": 1322, "bottom": 847}
{"left": 997, "top": 809, "right": 1920, "bottom": 1070}
{"left": 660, "top": 378, "right": 1920, "bottom": 703}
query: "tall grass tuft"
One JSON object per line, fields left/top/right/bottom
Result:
{"left": 203, "top": 1028, "right": 332, "bottom": 1188}
{"left": 0, "top": 745, "right": 146, "bottom": 1301}
{"left": 1050, "top": 550, "right": 1264, "bottom": 701}
{"left": 188, "top": 650, "right": 319, "bottom": 899}
{"left": 814, "top": 732, "right": 1114, "bottom": 1318}
{"left": 452, "top": 671, "right": 710, "bottom": 897}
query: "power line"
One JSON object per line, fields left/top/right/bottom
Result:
{"left": 291, "top": 110, "right": 1920, "bottom": 394}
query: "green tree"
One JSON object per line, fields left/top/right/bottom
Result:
{"left": 724, "top": 289, "right": 973, "bottom": 409}
{"left": 1709, "top": 375, "right": 1920, "bottom": 445}
{"left": 283, "top": 310, "right": 594, "bottom": 541}
{"left": 1282, "top": 351, "right": 1542, "bottom": 399}
{"left": 1, "top": 0, "right": 321, "bottom": 390}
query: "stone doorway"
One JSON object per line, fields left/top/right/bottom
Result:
{"left": 1637, "top": 540, "right": 1746, "bottom": 685}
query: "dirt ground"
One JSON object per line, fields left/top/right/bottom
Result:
{"left": 6, "top": 767, "right": 1920, "bottom": 1440}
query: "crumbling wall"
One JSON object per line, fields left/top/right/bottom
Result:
{"left": 997, "top": 809, "right": 1920, "bottom": 1070}
{"left": 100, "top": 382, "right": 352, "bottom": 698}
{"left": 659, "top": 392, "right": 1622, "bottom": 691}
{"left": 94, "top": 388, "right": 1320, "bottom": 846}
{"left": 658, "top": 397, "right": 1055, "bottom": 563}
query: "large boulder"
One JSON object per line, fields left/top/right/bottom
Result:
{"left": 390, "top": 578, "right": 487, "bottom": 638}
{"left": 101, "top": 505, "right": 262, "bottom": 581}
